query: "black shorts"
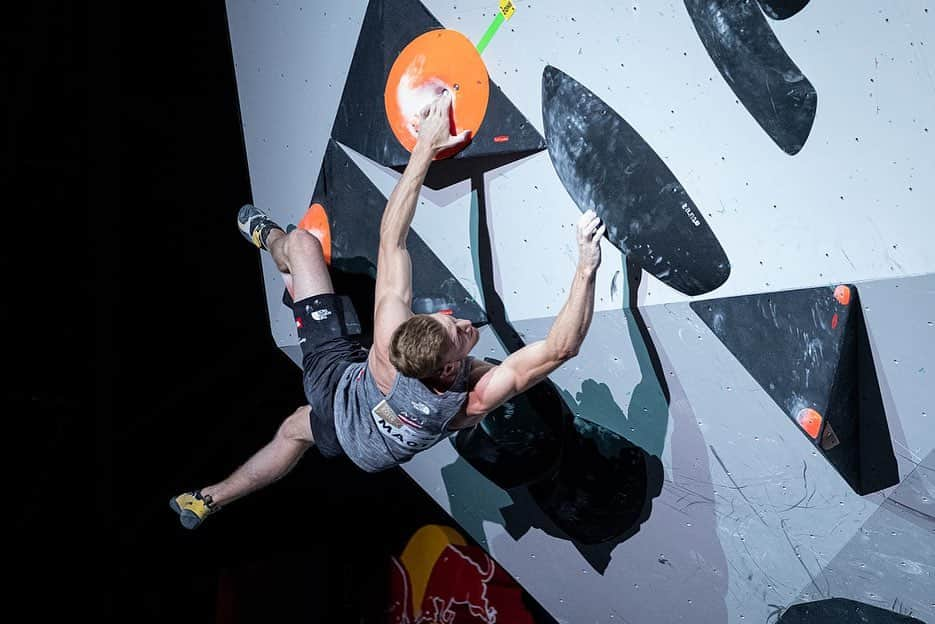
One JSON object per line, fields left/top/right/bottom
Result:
{"left": 293, "top": 294, "right": 368, "bottom": 458}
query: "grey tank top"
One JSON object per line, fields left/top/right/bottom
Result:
{"left": 333, "top": 355, "right": 474, "bottom": 472}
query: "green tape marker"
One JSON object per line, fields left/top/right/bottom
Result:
{"left": 476, "top": 12, "right": 504, "bottom": 54}
{"left": 476, "top": 0, "right": 515, "bottom": 54}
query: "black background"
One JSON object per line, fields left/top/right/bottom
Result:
{"left": 7, "top": 4, "right": 484, "bottom": 622}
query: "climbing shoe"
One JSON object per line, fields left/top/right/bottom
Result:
{"left": 237, "top": 203, "right": 282, "bottom": 250}
{"left": 169, "top": 490, "right": 220, "bottom": 530}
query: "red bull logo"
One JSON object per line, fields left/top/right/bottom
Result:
{"left": 389, "top": 525, "right": 534, "bottom": 624}
{"left": 422, "top": 545, "right": 497, "bottom": 623}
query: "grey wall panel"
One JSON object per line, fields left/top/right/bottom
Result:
{"left": 225, "top": 1, "right": 935, "bottom": 621}
{"left": 802, "top": 452, "right": 935, "bottom": 618}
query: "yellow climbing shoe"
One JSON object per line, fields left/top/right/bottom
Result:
{"left": 169, "top": 490, "right": 219, "bottom": 530}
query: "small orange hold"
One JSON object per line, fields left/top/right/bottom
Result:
{"left": 298, "top": 203, "right": 332, "bottom": 265}
{"left": 796, "top": 408, "right": 823, "bottom": 439}
{"left": 831, "top": 313, "right": 839, "bottom": 329}
{"left": 834, "top": 285, "right": 851, "bottom": 306}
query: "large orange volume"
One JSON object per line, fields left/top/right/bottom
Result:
{"left": 384, "top": 29, "right": 489, "bottom": 158}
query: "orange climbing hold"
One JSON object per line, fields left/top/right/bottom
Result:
{"left": 298, "top": 203, "right": 332, "bottom": 265}
{"left": 796, "top": 407, "right": 823, "bottom": 439}
{"left": 384, "top": 29, "right": 489, "bottom": 159}
{"left": 833, "top": 285, "right": 851, "bottom": 306}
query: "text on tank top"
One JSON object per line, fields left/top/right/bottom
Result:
{"left": 333, "top": 356, "right": 474, "bottom": 472}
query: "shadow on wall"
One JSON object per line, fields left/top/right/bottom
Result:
{"left": 450, "top": 376, "right": 665, "bottom": 573}
{"left": 447, "top": 186, "right": 668, "bottom": 573}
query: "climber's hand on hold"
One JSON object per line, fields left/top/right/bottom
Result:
{"left": 576, "top": 209, "right": 606, "bottom": 275}
{"left": 413, "top": 91, "right": 471, "bottom": 157}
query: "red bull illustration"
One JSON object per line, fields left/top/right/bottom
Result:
{"left": 390, "top": 525, "right": 534, "bottom": 624}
